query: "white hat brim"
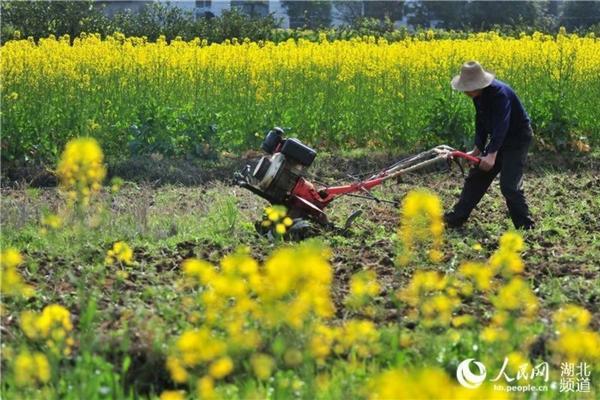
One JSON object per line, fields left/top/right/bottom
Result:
{"left": 451, "top": 71, "right": 495, "bottom": 92}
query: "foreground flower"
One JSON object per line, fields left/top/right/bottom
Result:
{"left": 398, "top": 189, "right": 444, "bottom": 265}
{"left": 105, "top": 241, "right": 134, "bottom": 265}
{"left": 489, "top": 231, "right": 525, "bottom": 276}
{"left": 40, "top": 213, "right": 63, "bottom": 233}
{"left": 56, "top": 137, "right": 106, "bottom": 207}
{"left": 0, "top": 247, "right": 34, "bottom": 298}
{"left": 260, "top": 205, "right": 294, "bottom": 237}
{"left": 345, "top": 270, "right": 380, "bottom": 309}
{"left": 209, "top": 356, "right": 234, "bottom": 379}
{"left": 368, "top": 367, "right": 507, "bottom": 400}
{"left": 251, "top": 353, "right": 275, "bottom": 380}
{"left": 550, "top": 304, "right": 600, "bottom": 362}
{"left": 492, "top": 277, "right": 538, "bottom": 316}
{"left": 19, "top": 304, "right": 74, "bottom": 355}
{"left": 397, "top": 271, "right": 459, "bottom": 327}
{"left": 13, "top": 350, "right": 51, "bottom": 386}
{"left": 169, "top": 242, "right": 335, "bottom": 389}
{"left": 159, "top": 390, "right": 185, "bottom": 400}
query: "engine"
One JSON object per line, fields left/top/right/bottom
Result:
{"left": 250, "top": 127, "right": 317, "bottom": 203}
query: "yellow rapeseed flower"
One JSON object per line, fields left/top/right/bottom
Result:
{"left": 549, "top": 304, "right": 600, "bottom": 362}
{"left": 346, "top": 270, "right": 380, "bottom": 309}
{"left": 41, "top": 214, "right": 62, "bottom": 230}
{"left": 250, "top": 353, "right": 275, "bottom": 380}
{"left": 209, "top": 356, "right": 233, "bottom": 379}
{"left": 493, "top": 277, "right": 538, "bottom": 316}
{"left": 13, "top": 350, "right": 51, "bottom": 386}
{"left": 552, "top": 304, "right": 591, "bottom": 331}
{"left": 1, "top": 247, "right": 34, "bottom": 298}
{"left": 275, "top": 223, "right": 286, "bottom": 235}
{"left": 166, "top": 356, "right": 188, "bottom": 383}
{"left": 159, "top": 390, "right": 185, "bottom": 400}
{"left": 19, "top": 304, "right": 74, "bottom": 355}
{"left": 1, "top": 247, "right": 23, "bottom": 268}
{"left": 105, "top": 241, "right": 134, "bottom": 265}
{"left": 197, "top": 376, "right": 215, "bottom": 399}
{"left": 56, "top": 137, "right": 106, "bottom": 207}
{"left": 368, "top": 367, "right": 507, "bottom": 400}
{"left": 399, "top": 190, "right": 444, "bottom": 265}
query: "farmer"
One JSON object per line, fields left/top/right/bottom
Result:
{"left": 444, "top": 61, "right": 535, "bottom": 230}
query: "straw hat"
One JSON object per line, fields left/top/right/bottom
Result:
{"left": 451, "top": 61, "right": 495, "bottom": 91}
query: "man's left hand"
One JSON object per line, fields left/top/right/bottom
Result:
{"left": 478, "top": 152, "right": 497, "bottom": 171}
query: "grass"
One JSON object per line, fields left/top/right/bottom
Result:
{"left": 1, "top": 150, "right": 599, "bottom": 398}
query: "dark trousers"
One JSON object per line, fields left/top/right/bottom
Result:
{"left": 448, "top": 141, "right": 534, "bottom": 229}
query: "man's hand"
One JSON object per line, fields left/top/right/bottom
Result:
{"left": 467, "top": 147, "right": 482, "bottom": 157}
{"left": 466, "top": 147, "right": 481, "bottom": 167}
{"left": 479, "top": 152, "right": 497, "bottom": 171}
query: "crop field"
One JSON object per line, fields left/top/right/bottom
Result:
{"left": 1, "top": 31, "right": 599, "bottom": 167}
{"left": 1, "top": 32, "right": 600, "bottom": 400}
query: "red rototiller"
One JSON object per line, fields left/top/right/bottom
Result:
{"left": 235, "top": 128, "right": 479, "bottom": 237}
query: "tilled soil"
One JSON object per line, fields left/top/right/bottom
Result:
{"left": 1, "top": 153, "right": 599, "bottom": 366}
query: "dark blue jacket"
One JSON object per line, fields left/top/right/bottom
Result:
{"left": 474, "top": 79, "right": 531, "bottom": 154}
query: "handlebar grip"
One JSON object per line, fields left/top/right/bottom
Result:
{"left": 450, "top": 151, "right": 480, "bottom": 164}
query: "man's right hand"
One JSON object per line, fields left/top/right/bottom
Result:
{"left": 467, "top": 148, "right": 481, "bottom": 167}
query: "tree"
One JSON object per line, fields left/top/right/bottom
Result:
{"left": 560, "top": 0, "right": 600, "bottom": 30}
{"left": 337, "top": 1, "right": 404, "bottom": 32}
{"left": 467, "top": 1, "right": 545, "bottom": 30}
{"left": 406, "top": 1, "right": 469, "bottom": 29}
{"left": 333, "top": 1, "right": 365, "bottom": 25}
{"left": 111, "top": 2, "right": 194, "bottom": 41}
{"left": 1, "top": 0, "right": 110, "bottom": 41}
{"left": 281, "top": 1, "right": 332, "bottom": 29}
{"left": 363, "top": 1, "right": 404, "bottom": 21}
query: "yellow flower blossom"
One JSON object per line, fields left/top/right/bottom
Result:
{"left": 493, "top": 277, "right": 538, "bottom": 316}
{"left": 550, "top": 330, "right": 600, "bottom": 363}
{"left": 283, "top": 349, "right": 303, "bottom": 367}
{"left": 40, "top": 213, "right": 62, "bottom": 232}
{"left": 275, "top": 223, "right": 286, "bottom": 235}
{"left": 1, "top": 247, "right": 34, "bottom": 298}
{"left": 552, "top": 304, "right": 591, "bottom": 331}
{"left": 197, "top": 376, "right": 215, "bottom": 399}
{"left": 166, "top": 356, "right": 188, "bottom": 383}
{"left": 459, "top": 262, "right": 493, "bottom": 291}
{"left": 1, "top": 247, "right": 23, "bottom": 268}
{"left": 19, "top": 304, "right": 74, "bottom": 356}
{"left": 56, "top": 137, "right": 106, "bottom": 207}
{"left": 398, "top": 190, "right": 444, "bottom": 265}
{"left": 451, "top": 315, "right": 474, "bottom": 328}
{"left": 345, "top": 270, "right": 380, "bottom": 309}
{"left": 209, "top": 356, "right": 233, "bottom": 379}
{"left": 250, "top": 353, "right": 275, "bottom": 380}
{"left": 550, "top": 304, "right": 600, "bottom": 362}
{"left": 309, "top": 324, "right": 338, "bottom": 361}
{"left": 368, "top": 367, "right": 507, "bottom": 400}
{"left": 337, "top": 319, "right": 380, "bottom": 357}
{"left": 160, "top": 390, "right": 185, "bottom": 400}
{"left": 13, "top": 350, "right": 51, "bottom": 386}
{"left": 499, "top": 231, "right": 524, "bottom": 252}
{"left": 489, "top": 232, "right": 525, "bottom": 276}
{"left": 260, "top": 205, "right": 292, "bottom": 237}
{"left": 105, "top": 241, "right": 134, "bottom": 265}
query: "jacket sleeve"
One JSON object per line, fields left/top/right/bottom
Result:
{"left": 474, "top": 105, "right": 486, "bottom": 152}
{"left": 485, "top": 93, "right": 511, "bottom": 153}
